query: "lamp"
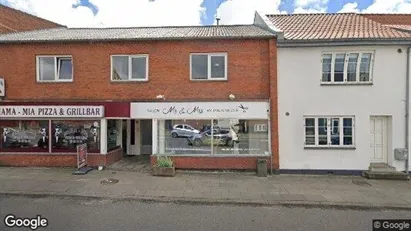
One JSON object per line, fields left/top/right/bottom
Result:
{"left": 228, "top": 94, "right": 235, "bottom": 100}
{"left": 156, "top": 94, "right": 165, "bottom": 100}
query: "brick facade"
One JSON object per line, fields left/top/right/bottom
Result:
{"left": 0, "top": 4, "right": 62, "bottom": 34}
{"left": 0, "top": 147, "right": 123, "bottom": 167}
{"left": 0, "top": 39, "right": 270, "bottom": 101}
{"left": 0, "top": 38, "right": 278, "bottom": 170}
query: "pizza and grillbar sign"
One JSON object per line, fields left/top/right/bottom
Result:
{"left": 0, "top": 106, "right": 104, "bottom": 118}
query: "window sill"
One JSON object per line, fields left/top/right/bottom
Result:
{"left": 111, "top": 79, "right": 148, "bottom": 83}
{"left": 320, "top": 82, "right": 373, "bottom": 86}
{"left": 37, "top": 80, "right": 73, "bottom": 83}
{"left": 154, "top": 153, "right": 270, "bottom": 157}
{"left": 190, "top": 79, "right": 228, "bottom": 82}
{"left": 304, "top": 146, "right": 356, "bottom": 150}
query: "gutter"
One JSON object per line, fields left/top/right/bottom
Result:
{"left": 0, "top": 35, "right": 276, "bottom": 44}
{"left": 277, "top": 40, "right": 411, "bottom": 48}
{"left": 406, "top": 47, "right": 410, "bottom": 174}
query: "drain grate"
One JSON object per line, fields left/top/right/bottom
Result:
{"left": 101, "top": 178, "right": 119, "bottom": 185}
{"left": 352, "top": 179, "right": 372, "bottom": 187}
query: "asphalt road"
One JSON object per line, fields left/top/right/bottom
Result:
{"left": 0, "top": 196, "right": 410, "bottom": 231}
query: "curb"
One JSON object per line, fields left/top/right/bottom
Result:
{"left": 1, "top": 191, "right": 411, "bottom": 211}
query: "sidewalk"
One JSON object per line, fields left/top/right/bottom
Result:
{"left": 0, "top": 167, "right": 410, "bottom": 210}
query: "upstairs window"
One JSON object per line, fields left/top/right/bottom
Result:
{"left": 321, "top": 52, "right": 373, "bottom": 84}
{"left": 37, "top": 56, "right": 73, "bottom": 82}
{"left": 111, "top": 55, "right": 148, "bottom": 81}
{"left": 190, "top": 53, "right": 227, "bottom": 80}
{"left": 304, "top": 116, "right": 355, "bottom": 148}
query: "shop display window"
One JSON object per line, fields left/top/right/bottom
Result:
{"left": 157, "top": 119, "right": 269, "bottom": 155}
{"left": 0, "top": 120, "right": 49, "bottom": 152}
{"left": 107, "top": 120, "right": 121, "bottom": 151}
{"left": 51, "top": 120, "right": 100, "bottom": 153}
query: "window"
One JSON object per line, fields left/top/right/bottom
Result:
{"left": 107, "top": 120, "right": 121, "bottom": 151}
{"left": 37, "top": 56, "right": 73, "bottom": 82}
{"left": 321, "top": 52, "right": 373, "bottom": 84}
{"left": 157, "top": 119, "right": 269, "bottom": 155}
{"left": 304, "top": 116, "right": 355, "bottom": 147}
{"left": 190, "top": 53, "right": 227, "bottom": 80}
{"left": 111, "top": 55, "right": 148, "bottom": 81}
{"left": 52, "top": 120, "right": 100, "bottom": 153}
{"left": 0, "top": 120, "right": 49, "bottom": 152}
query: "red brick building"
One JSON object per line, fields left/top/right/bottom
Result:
{"left": 0, "top": 24, "right": 278, "bottom": 171}
{"left": 0, "top": 4, "right": 62, "bottom": 34}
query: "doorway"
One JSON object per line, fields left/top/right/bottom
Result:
{"left": 126, "top": 119, "right": 152, "bottom": 156}
{"left": 370, "top": 116, "right": 389, "bottom": 164}
{"left": 107, "top": 119, "right": 152, "bottom": 172}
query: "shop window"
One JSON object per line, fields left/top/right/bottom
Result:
{"left": 37, "top": 56, "right": 73, "bottom": 82}
{"left": 0, "top": 120, "right": 49, "bottom": 152}
{"left": 156, "top": 119, "right": 269, "bottom": 155}
{"left": 51, "top": 120, "right": 100, "bottom": 153}
{"left": 107, "top": 120, "right": 121, "bottom": 151}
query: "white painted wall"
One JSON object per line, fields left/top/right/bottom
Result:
{"left": 278, "top": 45, "right": 410, "bottom": 171}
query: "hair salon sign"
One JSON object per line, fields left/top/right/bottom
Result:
{"left": 130, "top": 102, "right": 269, "bottom": 119}
{"left": 0, "top": 106, "right": 104, "bottom": 118}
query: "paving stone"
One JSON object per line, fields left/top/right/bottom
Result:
{"left": 134, "top": 189, "right": 147, "bottom": 196}
{"left": 241, "top": 192, "right": 264, "bottom": 200}
{"left": 262, "top": 194, "right": 283, "bottom": 201}
{"left": 1, "top": 167, "right": 411, "bottom": 209}
{"left": 183, "top": 191, "right": 203, "bottom": 198}
{"left": 228, "top": 191, "right": 243, "bottom": 199}
{"left": 302, "top": 194, "right": 326, "bottom": 202}
{"left": 280, "top": 194, "right": 306, "bottom": 201}
{"left": 203, "top": 191, "right": 223, "bottom": 199}
{"left": 164, "top": 190, "right": 185, "bottom": 198}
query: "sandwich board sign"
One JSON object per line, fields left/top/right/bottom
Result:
{"left": 73, "top": 143, "right": 92, "bottom": 175}
{"left": 77, "top": 143, "right": 87, "bottom": 169}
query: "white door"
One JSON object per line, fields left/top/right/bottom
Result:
{"left": 370, "top": 116, "right": 388, "bottom": 163}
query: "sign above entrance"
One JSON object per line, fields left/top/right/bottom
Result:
{"left": 130, "top": 102, "right": 269, "bottom": 119}
{"left": 0, "top": 106, "right": 104, "bottom": 118}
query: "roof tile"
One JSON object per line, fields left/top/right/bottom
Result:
{"left": 267, "top": 13, "right": 411, "bottom": 41}
{"left": 0, "top": 25, "right": 274, "bottom": 43}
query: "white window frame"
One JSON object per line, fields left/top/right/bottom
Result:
{"left": 36, "top": 55, "right": 73, "bottom": 82}
{"left": 110, "top": 54, "right": 149, "bottom": 82}
{"left": 304, "top": 116, "right": 355, "bottom": 148}
{"left": 321, "top": 51, "right": 374, "bottom": 84}
{"left": 190, "top": 53, "right": 228, "bottom": 81}
{"left": 254, "top": 124, "right": 267, "bottom": 132}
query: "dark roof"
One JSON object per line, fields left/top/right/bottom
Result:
{"left": 0, "top": 4, "right": 63, "bottom": 34}
{"left": 266, "top": 13, "right": 411, "bottom": 41}
{"left": 0, "top": 25, "right": 275, "bottom": 43}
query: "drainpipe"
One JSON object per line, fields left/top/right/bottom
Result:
{"left": 268, "top": 98, "right": 273, "bottom": 175}
{"left": 406, "top": 47, "right": 410, "bottom": 174}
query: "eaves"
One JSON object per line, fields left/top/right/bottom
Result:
{"left": 277, "top": 38, "right": 411, "bottom": 48}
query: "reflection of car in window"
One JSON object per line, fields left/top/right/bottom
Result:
{"left": 187, "top": 129, "right": 239, "bottom": 147}
{"left": 200, "top": 125, "right": 221, "bottom": 133}
{"left": 171, "top": 124, "right": 200, "bottom": 138}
